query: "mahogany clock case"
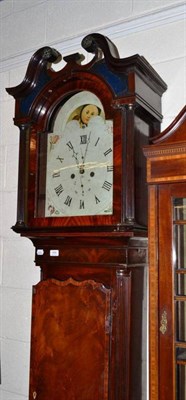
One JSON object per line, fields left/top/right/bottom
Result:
{"left": 6, "top": 33, "right": 167, "bottom": 400}
{"left": 6, "top": 33, "right": 167, "bottom": 234}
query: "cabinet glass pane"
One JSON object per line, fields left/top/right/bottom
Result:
{"left": 176, "top": 301, "right": 186, "bottom": 342}
{"left": 174, "top": 198, "right": 186, "bottom": 400}
{"left": 176, "top": 274, "right": 186, "bottom": 296}
{"left": 177, "top": 347, "right": 186, "bottom": 361}
{"left": 174, "top": 198, "right": 186, "bottom": 220}
{"left": 174, "top": 225, "right": 186, "bottom": 269}
{"left": 176, "top": 365, "right": 186, "bottom": 400}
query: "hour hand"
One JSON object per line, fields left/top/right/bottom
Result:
{"left": 66, "top": 141, "right": 80, "bottom": 166}
{"left": 81, "top": 131, "right": 91, "bottom": 164}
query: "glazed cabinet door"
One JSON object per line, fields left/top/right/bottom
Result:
{"left": 158, "top": 184, "right": 186, "bottom": 400}
{"left": 29, "top": 278, "right": 111, "bottom": 400}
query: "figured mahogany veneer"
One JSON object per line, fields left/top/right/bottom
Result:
{"left": 30, "top": 278, "right": 111, "bottom": 400}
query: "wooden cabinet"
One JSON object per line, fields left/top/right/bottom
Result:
{"left": 144, "top": 107, "right": 186, "bottom": 400}
{"left": 6, "top": 33, "right": 167, "bottom": 399}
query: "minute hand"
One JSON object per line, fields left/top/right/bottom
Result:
{"left": 53, "top": 161, "right": 111, "bottom": 174}
{"left": 81, "top": 161, "right": 111, "bottom": 170}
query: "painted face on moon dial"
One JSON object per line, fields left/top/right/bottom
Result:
{"left": 45, "top": 99, "right": 113, "bottom": 217}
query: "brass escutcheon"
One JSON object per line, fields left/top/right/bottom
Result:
{"left": 160, "top": 310, "right": 168, "bottom": 335}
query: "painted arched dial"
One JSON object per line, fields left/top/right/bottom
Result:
{"left": 45, "top": 91, "right": 113, "bottom": 217}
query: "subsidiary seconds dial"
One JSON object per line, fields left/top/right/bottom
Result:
{"left": 45, "top": 114, "right": 113, "bottom": 217}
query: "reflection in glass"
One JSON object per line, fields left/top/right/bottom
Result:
{"left": 176, "top": 274, "right": 186, "bottom": 296}
{"left": 176, "top": 301, "right": 186, "bottom": 342}
{"left": 174, "top": 198, "right": 186, "bottom": 220}
{"left": 176, "top": 365, "right": 186, "bottom": 400}
{"left": 177, "top": 347, "right": 186, "bottom": 361}
{"left": 174, "top": 225, "right": 186, "bottom": 269}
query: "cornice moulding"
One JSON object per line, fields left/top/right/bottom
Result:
{"left": 0, "top": 3, "right": 185, "bottom": 73}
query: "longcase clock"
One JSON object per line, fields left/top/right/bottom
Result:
{"left": 7, "top": 33, "right": 167, "bottom": 400}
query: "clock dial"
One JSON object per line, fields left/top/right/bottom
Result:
{"left": 45, "top": 96, "right": 113, "bottom": 217}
